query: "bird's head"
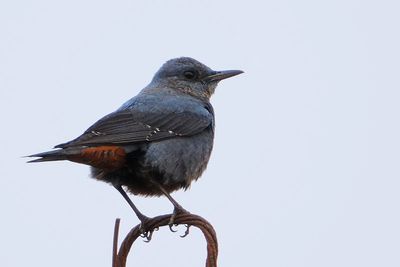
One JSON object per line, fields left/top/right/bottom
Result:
{"left": 150, "top": 57, "right": 243, "bottom": 100}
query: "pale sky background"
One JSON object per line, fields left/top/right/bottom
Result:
{"left": 1, "top": 0, "right": 400, "bottom": 266}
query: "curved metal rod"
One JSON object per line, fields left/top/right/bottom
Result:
{"left": 112, "top": 213, "right": 218, "bottom": 267}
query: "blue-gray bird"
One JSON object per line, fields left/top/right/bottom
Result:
{"left": 28, "top": 57, "right": 243, "bottom": 224}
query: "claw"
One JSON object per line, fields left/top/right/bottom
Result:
{"left": 140, "top": 224, "right": 159, "bottom": 242}
{"left": 140, "top": 231, "right": 148, "bottom": 239}
{"left": 169, "top": 223, "right": 178, "bottom": 233}
{"left": 137, "top": 217, "right": 153, "bottom": 241}
{"left": 143, "top": 230, "right": 155, "bottom": 242}
{"left": 180, "top": 224, "right": 191, "bottom": 238}
{"left": 168, "top": 205, "right": 190, "bottom": 232}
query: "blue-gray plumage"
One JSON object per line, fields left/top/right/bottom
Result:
{"left": 28, "top": 57, "right": 243, "bottom": 222}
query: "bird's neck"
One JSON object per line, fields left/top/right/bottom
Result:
{"left": 143, "top": 83, "right": 211, "bottom": 102}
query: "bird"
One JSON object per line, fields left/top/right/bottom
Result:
{"left": 27, "top": 57, "right": 243, "bottom": 225}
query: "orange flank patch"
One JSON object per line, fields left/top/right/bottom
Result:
{"left": 69, "top": 146, "right": 126, "bottom": 170}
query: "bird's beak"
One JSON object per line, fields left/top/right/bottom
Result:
{"left": 205, "top": 70, "right": 244, "bottom": 82}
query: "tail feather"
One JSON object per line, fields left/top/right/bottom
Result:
{"left": 26, "top": 148, "right": 81, "bottom": 163}
{"left": 27, "top": 146, "right": 127, "bottom": 169}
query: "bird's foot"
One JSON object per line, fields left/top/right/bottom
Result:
{"left": 168, "top": 205, "right": 190, "bottom": 232}
{"left": 140, "top": 227, "right": 159, "bottom": 243}
{"left": 137, "top": 215, "right": 156, "bottom": 242}
{"left": 137, "top": 213, "right": 150, "bottom": 228}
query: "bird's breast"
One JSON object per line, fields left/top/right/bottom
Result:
{"left": 143, "top": 129, "right": 214, "bottom": 186}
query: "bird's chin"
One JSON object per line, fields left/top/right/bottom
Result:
{"left": 207, "top": 82, "right": 218, "bottom": 96}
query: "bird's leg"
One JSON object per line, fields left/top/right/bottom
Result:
{"left": 156, "top": 184, "right": 188, "bottom": 213}
{"left": 113, "top": 185, "right": 150, "bottom": 226}
{"left": 154, "top": 184, "right": 189, "bottom": 227}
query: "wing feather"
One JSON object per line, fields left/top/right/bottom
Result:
{"left": 56, "top": 104, "right": 213, "bottom": 148}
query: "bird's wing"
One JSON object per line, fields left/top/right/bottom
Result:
{"left": 55, "top": 105, "right": 213, "bottom": 148}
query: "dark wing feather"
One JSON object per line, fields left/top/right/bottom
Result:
{"left": 56, "top": 106, "right": 213, "bottom": 148}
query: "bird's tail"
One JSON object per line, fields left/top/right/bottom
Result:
{"left": 26, "top": 148, "right": 81, "bottom": 163}
{"left": 26, "top": 146, "right": 127, "bottom": 169}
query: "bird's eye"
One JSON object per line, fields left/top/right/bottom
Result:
{"left": 183, "top": 70, "right": 196, "bottom": 80}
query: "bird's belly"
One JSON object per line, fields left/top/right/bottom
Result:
{"left": 144, "top": 132, "right": 214, "bottom": 188}
{"left": 91, "top": 131, "right": 214, "bottom": 196}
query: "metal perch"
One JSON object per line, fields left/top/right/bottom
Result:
{"left": 112, "top": 213, "right": 218, "bottom": 267}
